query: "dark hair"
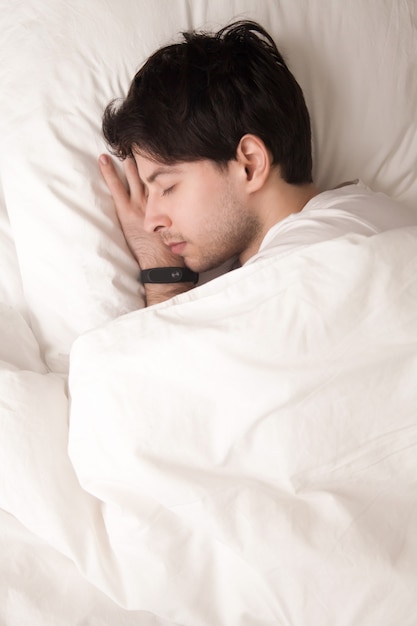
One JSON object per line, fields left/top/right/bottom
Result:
{"left": 102, "top": 20, "right": 313, "bottom": 184}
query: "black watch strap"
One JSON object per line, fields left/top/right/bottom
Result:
{"left": 140, "top": 267, "right": 199, "bottom": 285}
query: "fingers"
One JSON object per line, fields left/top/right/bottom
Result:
{"left": 99, "top": 154, "right": 146, "bottom": 222}
{"left": 98, "top": 154, "right": 130, "bottom": 207}
{"left": 123, "top": 156, "right": 145, "bottom": 204}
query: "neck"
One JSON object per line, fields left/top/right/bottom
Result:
{"left": 239, "top": 171, "right": 320, "bottom": 264}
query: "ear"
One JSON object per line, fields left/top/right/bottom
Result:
{"left": 235, "top": 134, "right": 271, "bottom": 192}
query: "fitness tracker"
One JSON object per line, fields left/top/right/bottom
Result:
{"left": 140, "top": 267, "right": 199, "bottom": 284}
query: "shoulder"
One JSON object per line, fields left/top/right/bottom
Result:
{"left": 311, "top": 181, "right": 417, "bottom": 230}
{"left": 247, "top": 181, "right": 417, "bottom": 265}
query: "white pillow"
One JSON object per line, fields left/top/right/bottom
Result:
{"left": 0, "top": 184, "right": 28, "bottom": 320}
{"left": 1, "top": 0, "right": 416, "bottom": 373}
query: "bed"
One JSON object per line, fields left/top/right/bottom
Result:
{"left": 1, "top": 1, "right": 417, "bottom": 625}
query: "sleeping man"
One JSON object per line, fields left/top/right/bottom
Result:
{"left": 98, "top": 20, "right": 417, "bottom": 306}
{"left": 68, "top": 20, "right": 417, "bottom": 619}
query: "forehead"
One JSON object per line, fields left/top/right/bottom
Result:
{"left": 133, "top": 153, "right": 182, "bottom": 182}
{"left": 133, "top": 152, "right": 227, "bottom": 184}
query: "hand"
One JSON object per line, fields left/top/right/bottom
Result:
{"left": 98, "top": 154, "right": 182, "bottom": 269}
{"left": 98, "top": 154, "right": 194, "bottom": 306}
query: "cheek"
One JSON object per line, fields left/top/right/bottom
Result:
{"left": 179, "top": 171, "right": 239, "bottom": 236}
{"left": 179, "top": 185, "right": 214, "bottom": 227}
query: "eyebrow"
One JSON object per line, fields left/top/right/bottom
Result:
{"left": 145, "top": 166, "right": 181, "bottom": 184}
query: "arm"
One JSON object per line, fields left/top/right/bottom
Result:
{"left": 98, "top": 154, "right": 195, "bottom": 306}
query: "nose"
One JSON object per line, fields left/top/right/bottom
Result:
{"left": 143, "top": 196, "right": 172, "bottom": 233}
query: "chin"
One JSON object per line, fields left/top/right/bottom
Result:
{"left": 184, "top": 259, "right": 197, "bottom": 272}
{"left": 186, "top": 260, "right": 213, "bottom": 274}
{"left": 183, "top": 256, "right": 204, "bottom": 273}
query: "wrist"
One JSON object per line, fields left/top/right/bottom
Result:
{"left": 143, "top": 282, "right": 194, "bottom": 306}
{"left": 139, "top": 265, "right": 199, "bottom": 307}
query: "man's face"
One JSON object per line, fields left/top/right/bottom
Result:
{"left": 134, "top": 153, "right": 262, "bottom": 272}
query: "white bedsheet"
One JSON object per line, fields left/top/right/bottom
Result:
{"left": 0, "top": 304, "right": 171, "bottom": 625}
{"left": 2, "top": 229, "right": 416, "bottom": 625}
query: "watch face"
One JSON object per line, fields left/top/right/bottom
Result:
{"left": 169, "top": 269, "right": 183, "bottom": 281}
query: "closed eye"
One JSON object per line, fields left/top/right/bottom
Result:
{"left": 162, "top": 186, "right": 175, "bottom": 197}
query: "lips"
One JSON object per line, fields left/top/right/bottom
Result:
{"left": 168, "top": 242, "right": 186, "bottom": 255}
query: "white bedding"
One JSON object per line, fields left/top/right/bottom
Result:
{"left": 2, "top": 228, "right": 417, "bottom": 625}
{"left": 1, "top": 1, "right": 417, "bottom": 625}
{"left": 68, "top": 227, "right": 417, "bottom": 626}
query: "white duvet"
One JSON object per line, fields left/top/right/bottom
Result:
{"left": 2, "top": 228, "right": 417, "bottom": 626}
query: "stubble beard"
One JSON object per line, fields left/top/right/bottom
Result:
{"left": 186, "top": 187, "right": 262, "bottom": 273}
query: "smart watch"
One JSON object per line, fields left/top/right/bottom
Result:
{"left": 140, "top": 267, "right": 199, "bottom": 284}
